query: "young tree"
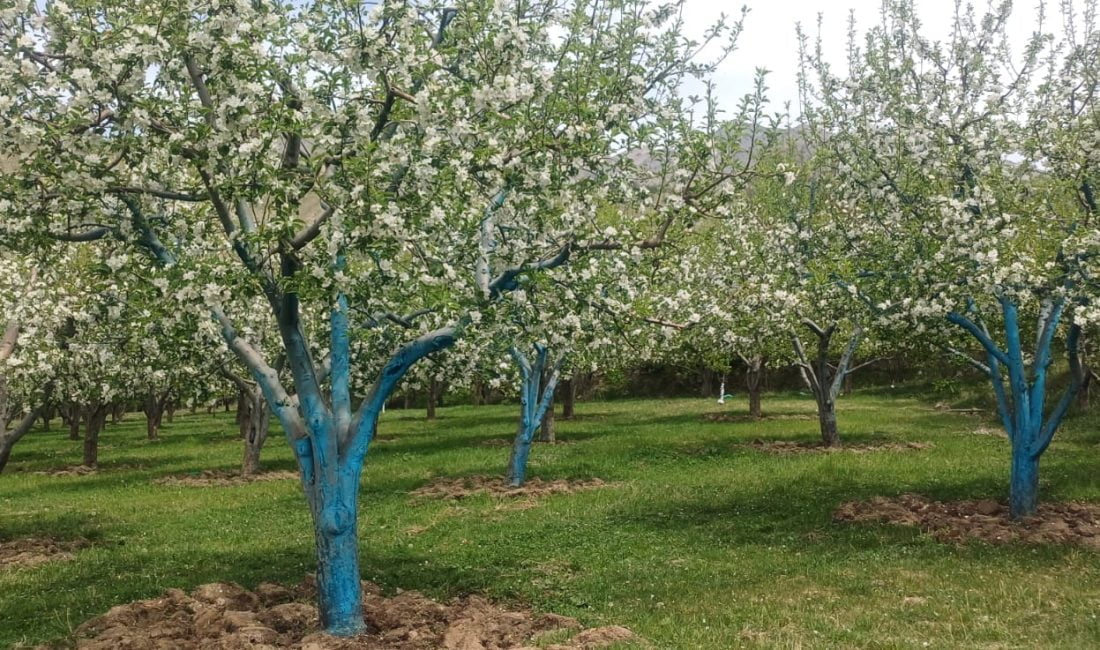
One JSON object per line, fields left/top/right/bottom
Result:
{"left": 1, "top": 0, "right": 738, "bottom": 633}
{"left": 802, "top": 0, "right": 1100, "bottom": 515}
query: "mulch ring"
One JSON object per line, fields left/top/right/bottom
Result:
{"left": 703, "top": 413, "right": 813, "bottom": 423}
{"left": 67, "top": 577, "right": 643, "bottom": 649}
{"left": 739, "top": 439, "right": 932, "bottom": 454}
{"left": 0, "top": 537, "right": 92, "bottom": 571}
{"left": 834, "top": 493, "right": 1100, "bottom": 548}
{"left": 411, "top": 475, "right": 609, "bottom": 501}
{"left": 154, "top": 470, "right": 299, "bottom": 487}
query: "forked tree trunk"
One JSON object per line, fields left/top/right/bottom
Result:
{"left": 744, "top": 355, "right": 765, "bottom": 419}
{"left": 143, "top": 392, "right": 169, "bottom": 440}
{"left": 507, "top": 345, "right": 563, "bottom": 486}
{"left": 239, "top": 388, "right": 270, "bottom": 476}
{"left": 817, "top": 398, "right": 840, "bottom": 447}
{"left": 792, "top": 320, "right": 865, "bottom": 448}
{"left": 82, "top": 403, "right": 108, "bottom": 467}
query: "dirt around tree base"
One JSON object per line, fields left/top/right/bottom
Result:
{"left": 740, "top": 439, "right": 932, "bottom": 454}
{"left": 33, "top": 464, "right": 98, "bottom": 476}
{"left": 154, "top": 470, "right": 300, "bottom": 487}
{"left": 67, "top": 577, "right": 643, "bottom": 649}
{"left": 834, "top": 493, "right": 1100, "bottom": 547}
{"left": 0, "top": 537, "right": 91, "bottom": 570}
{"left": 411, "top": 476, "right": 609, "bottom": 500}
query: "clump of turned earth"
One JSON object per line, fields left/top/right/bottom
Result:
{"left": 741, "top": 440, "right": 932, "bottom": 454}
{"left": 65, "top": 577, "right": 644, "bottom": 649}
{"left": 0, "top": 537, "right": 92, "bottom": 571}
{"left": 411, "top": 475, "right": 609, "bottom": 500}
{"left": 153, "top": 470, "right": 299, "bottom": 487}
{"left": 834, "top": 493, "right": 1100, "bottom": 548}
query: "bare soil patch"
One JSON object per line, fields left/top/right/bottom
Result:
{"left": 704, "top": 413, "right": 813, "bottom": 423}
{"left": 33, "top": 463, "right": 146, "bottom": 476}
{"left": 834, "top": 493, "right": 1100, "bottom": 547}
{"left": 0, "top": 537, "right": 91, "bottom": 571}
{"left": 68, "top": 577, "right": 642, "bottom": 649}
{"left": 154, "top": 470, "right": 299, "bottom": 487}
{"left": 33, "top": 464, "right": 98, "bottom": 477}
{"left": 740, "top": 439, "right": 932, "bottom": 454}
{"left": 411, "top": 475, "right": 609, "bottom": 500}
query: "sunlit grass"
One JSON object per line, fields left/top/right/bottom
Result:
{"left": 2, "top": 391, "right": 1100, "bottom": 648}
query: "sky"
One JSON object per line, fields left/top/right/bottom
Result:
{"left": 681, "top": 0, "right": 1058, "bottom": 116}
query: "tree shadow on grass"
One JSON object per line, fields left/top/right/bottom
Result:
{"left": 607, "top": 470, "right": 1098, "bottom": 563}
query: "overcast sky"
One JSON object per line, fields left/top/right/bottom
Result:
{"left": 682, "top": 0, "right": 1059, "bottom": 116}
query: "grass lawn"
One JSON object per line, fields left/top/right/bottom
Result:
{"left": 3, "top": 391, "right": 1100, "bottom": 648}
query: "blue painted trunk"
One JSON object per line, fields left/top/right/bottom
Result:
{"left": 507, "top": 431, "right": 535, "bottom": 487}
{"left": 505, "top": 344, "right": 562, "bottom": 488}
{"left": 312, "top": 504, "right": 364, "bottom": 636}
{"left": 947, "top": 297, "right": 1081, "bottom": 520}
{"left": 1009, "top": 445, "right": 1040, "bottom": 518}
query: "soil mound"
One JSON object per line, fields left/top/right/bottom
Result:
{"left": 0, "top": 537, "right": 91, "bottom": 570}
{"left": 154, "top": 470, "right": 299, "bottom": 487}
{"left": 834, "top": 493, "right": 1100, "bottom": 547}
{"left": 411, "top": 476, "right": 609, "bottom": 500}
{"left": 741, "top": 440, "right": 931, "bottom": 454}
{"left": 68, "top": 577, "right": 642, "bottom": 649}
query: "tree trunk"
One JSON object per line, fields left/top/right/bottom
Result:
{"left": 471, "top": 379, "right": 483, "bottom": 407}
{"left": 67, "top": 404, "right": 81, "bottom": 441}
{"left": 538, "top": 391, "right": 556, "bottom": 443}
{"left": 240, "top": 389, "right": 269, "bottom": 477}
{"left": 308, "top": 491, "right": 365, "bottom": 636}
{"left": 1078, "top": 366, "right": 1093, "bottom": 409}
{"left": 0, "top": 437, "right": 13, "bottom": 473}
{"left": 1009, "top": 445, "right": 1039, "bottom": 518}
{"left": 507, "top": 421, "right": 535, "bottom": 486}
{"left": 818, "top": 398, "right": 840, "bottom": 447}
{"left": 745, "top": 356, "right": 765, "bottom": 419}
{"left": 561, "top": 378, "right": 575, "bottom": 419}
{"left": 82, "top": 404, "right": 107, "bottom": 467}
{"left": 166, "top": 401, "right": 175, "bottom": 423}
{"left": 700, "top": 369, "right": 714, "bottom": 399}
{"left": 144, "top": 393, "right": 165, "bottom": 440}
{"left": 426, "top": 379, "right": 438, "bottom": 420}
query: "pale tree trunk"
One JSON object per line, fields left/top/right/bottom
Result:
{"left": 792, "top": 320, "right": 865, "bottom": 448}
{"left": 222, "top": 369, "right": 271, "bottom": 476}
{"left": 0, "top": 327, "right": 45, "bottom": 472}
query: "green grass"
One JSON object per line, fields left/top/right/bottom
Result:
{"left": 3, "top": 391, "right": 1100, "bottom": 648}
